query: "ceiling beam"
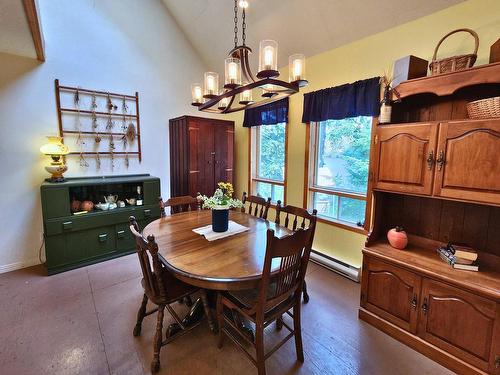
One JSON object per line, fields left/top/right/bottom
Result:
{"left": 22, "top": 0, "right": 45, "bottom": 62}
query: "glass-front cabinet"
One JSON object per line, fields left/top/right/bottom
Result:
{"left": 41, "top": 174, "right": 161, "bottom": 274}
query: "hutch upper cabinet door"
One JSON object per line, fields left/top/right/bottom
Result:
{"left": 373, "top": 123, "right": 438, "bottom": 195}
{"left": 417, "top": 279, "right": 497, "bottom": 372}
{"left": 361, "top": 256, "right": 421, "bottom": 333}
{"left": 214, "top": 123, "right": 234, "bottom": 185}
{"left": 433, "top": 119, "right": 500, "bottom": 205}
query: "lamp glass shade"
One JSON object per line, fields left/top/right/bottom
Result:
{"left": 40, "top": 136, "right": 69, "bottom": 156}
{"left": 239, "top": 87, "right": 253, "bottom": 104}
{"left": 289, "top": 54, "right": 306, "bottom": 82}
{"left": 224, "top": 57, "right": 241, "bottom": 87}
{"left": 258, "top": 40, "right": 278, "bottom": 74}
{"left": 218, "top": 96, "right": 230, "bottom": 110}
{"left": 204, "top": 72, "right": 219, "bottom": 97}
{"left": 191, "top": 83, "right": 203, "bottom": 104}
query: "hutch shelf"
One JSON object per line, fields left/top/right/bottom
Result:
{"left": 41, "top": 174, "right": 160, "bottom": 275}
{"left": 360, "top": 63, "right": 500, "bottom": 375}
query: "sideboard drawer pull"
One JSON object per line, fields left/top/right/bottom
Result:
{"left": 117, "top": 230, "right": 125, "bottom": 238}
{"left": 98, "top": 234, "right": 108, "bottom": 242}
{"left": 144, "top": 209, "right": 151, "bottom": 217}
{"left": 62, "top": 221, "right": 73, "bottom": 230}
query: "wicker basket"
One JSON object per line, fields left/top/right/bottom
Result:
{"left": 429, "top": 28, "right": 479, "bottom": 75}
{"left": 467, "top": 97, "right": 500, "bottom": 119}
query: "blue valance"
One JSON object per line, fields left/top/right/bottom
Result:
{"left": 243, "top": 97, "right": 289, "bottom": 127}
{"left": 301, "top": 77, "right": 380, "bottom": 123}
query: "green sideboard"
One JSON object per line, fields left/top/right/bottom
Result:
{"left": 41, "top": 174, "right": 161, "bottom": 275}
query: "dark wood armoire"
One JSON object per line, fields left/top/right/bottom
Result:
{"left": 359, "top": 62, "right": 500, "bottom": 375}
{"left": 169, "top": 115, "right": 234, "bottom": 198}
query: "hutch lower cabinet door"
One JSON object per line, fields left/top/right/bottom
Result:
{"left": 361, "top": 256, "right": 421, "bottom": 333}
{"left": 417, "top": 279, "right": 498, "bottom": 373}
{"left": 433, "top": 119, "right": 500, "bottom": 205}
{"left": 373, "top": 122, "right": 438, "bottom": 195}
{"left": 169, "top": 116, "right": 235, "bottom": 198}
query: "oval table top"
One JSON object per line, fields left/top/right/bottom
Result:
{"left": 143, "top": 210, "right": 291, "bottom": 291}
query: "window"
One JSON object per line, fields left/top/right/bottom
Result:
{"left": 250, "top": 123, "right": 287, "bottom": 203}
{"left": 307, "top": 116, "right": 373, "bottom": 229}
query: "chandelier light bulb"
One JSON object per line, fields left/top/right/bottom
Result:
{"left": 258, "top": 40, "right": 279, "bottom": 78}
{"left": 238, "top": 0, "right": 249, "bottom": 9}
{"left": 204, "top": 72, "right": 219, "bottom": 98}
{"left": 224, "top": 57, "right": 242, "bottom": 88}
{"left": 239, "top": 87, "right": 253, "bottom": 104}
{"left": 191, "top": 83, "right": 203, "bottom": 105}
{"left": 288, "top": 54, "right": 306, "bottom": 85}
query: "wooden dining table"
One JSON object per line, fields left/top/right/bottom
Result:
{"left": 143, "top": 209, "right": 292, "bottom": 291}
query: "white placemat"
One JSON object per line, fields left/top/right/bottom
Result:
{"left": 192, "top": 220, "right": 249, "bottom": 241}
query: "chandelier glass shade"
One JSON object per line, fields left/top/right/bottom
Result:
{"left": 191, "top": 0, "right": 308, "bottom": 114}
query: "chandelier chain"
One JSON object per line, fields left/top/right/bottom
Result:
{"left": 242, "top": 7, "right": 246, "bottom": 46}
{"left": 233, "top": 0, "right": 238, "bottom": 48}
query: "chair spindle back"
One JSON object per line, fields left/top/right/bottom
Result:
{"left": 275, "top": 201, "right": 318, "bottom": 233}
{"left": 159, "top": 195, "right": 200, "bottom": 216}
{"left": 241, "top": 192, "right": 272, "bottom": 219}
{"left": 129, "top": 216, "right": 166, "bottom": 299}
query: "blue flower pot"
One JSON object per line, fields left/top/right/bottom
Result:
{"left": 212, "top": 208, "right": 229, "bottom": 232}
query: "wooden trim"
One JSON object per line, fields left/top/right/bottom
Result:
{"left": 247, "top": 127, "right": 252, "bottom": 194}
{"left": 303, "top": 122, "right": 311, "bottom": 208}
{"left": 364, "top": 117, "right": 378, "bottom": 231}
{"left": 22, "top": 0, "right": 45, "bottom": 62}
{"left": 252, "top": 177, "right": 285, "bottom": 186}
{"left": 304, "top": 118, "right": 375, "bottom": 231}
{"left": 309, "top": 186, "right": 366, "bottom": 201}
{"left": 316, "top": 216, "right": 368, "bottom": 235}
{"left": 248, "top": 124, "right": 288, "bottom": 204}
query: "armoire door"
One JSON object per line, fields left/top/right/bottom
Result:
{"left": 373, "top": 122, "right": 438, "bottom": 195}
{"left": 187, "top": 120, "right": 215, "bottom": 197}
{"left": 361, "top": 256, "right": 421, "bottom": 333}
{"left": 418, "top": 279, "right": 497, "bottom": 372}
{"left": 214, "top": 123, "right": 234, "bottom": 186}
{"left": 433, "top": 119, "right": 500, "bottom": 205}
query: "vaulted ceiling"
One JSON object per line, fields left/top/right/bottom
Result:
{"left": 0, "top": 0, "right": 37, "bottom": 59}
{"left": 163, "top": 0, "right": 464, "bottom": 74}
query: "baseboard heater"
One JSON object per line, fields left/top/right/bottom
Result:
{"left": 310, "top": 250, "right": 360, "bottom": 282}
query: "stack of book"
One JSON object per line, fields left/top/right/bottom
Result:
{"left": 437, "top": 243, "right": 479, "bottom": 271}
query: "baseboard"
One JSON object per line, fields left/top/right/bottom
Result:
{"left": 0, "top": 258, "right": 41, "bottom": 274}
{"left": 358, "top": 308, "right": 487, "bottom": 375}
{"left": 310, "top": 250, "right": 360, "bottom": 282}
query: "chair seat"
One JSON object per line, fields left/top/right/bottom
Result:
{"left": 142, "top": 270, "right": 198, "bottom": 305}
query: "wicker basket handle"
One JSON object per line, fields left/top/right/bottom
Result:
{"left": 432, "top": 28, "right": 479, "bottom": 62}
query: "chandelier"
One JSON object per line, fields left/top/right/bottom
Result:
{"left": 190, "top": 0, "right": 308, "bottom": 114}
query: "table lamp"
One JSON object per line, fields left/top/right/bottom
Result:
{"left": 40, "top": 136, "right": 70, "bottom": 182}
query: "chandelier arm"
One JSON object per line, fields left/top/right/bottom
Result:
{"left": 241, "top": 48, "right": 256, "bottom": 83}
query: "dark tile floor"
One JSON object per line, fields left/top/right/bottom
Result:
{"left": 0, "top": 255, "right": 454, "bottom": 375}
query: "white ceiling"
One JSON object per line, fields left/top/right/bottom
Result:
{"left": 0, "top": 0, "right": 37, "bottom": 58}
{"left": 163, "top": 0, "right": 464, "bottom": 75}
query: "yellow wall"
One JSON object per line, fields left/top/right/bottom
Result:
{"left": 231, "top": 0, "right": 500, "bottom": 267}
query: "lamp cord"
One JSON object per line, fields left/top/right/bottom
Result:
{"left": 38, "top": 237, "right": 46, "bottom": 265}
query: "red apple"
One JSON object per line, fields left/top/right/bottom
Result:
{"left": 387, "top": 226, "right": 408, "bottom": 249}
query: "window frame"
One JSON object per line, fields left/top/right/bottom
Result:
{"left": 248, "top": 123, "right": 288, "bottom": 205}
{"left": 303, "top": 118, "right": 377, "bottom": 234}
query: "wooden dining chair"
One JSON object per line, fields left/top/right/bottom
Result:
{"left": 216, "top": 226, "right": 315, "bottom": 375}
{"left": 129, "top": 216, "right": 207, "bottom": 373}
{"left": 241, "top": 192, "right": 271, "bottom": 219}
{"left": 275, "top": 202, "right": 318, "bottom": 303}
{"left": 159, "top": 195, "right": 200, "bottom": 217}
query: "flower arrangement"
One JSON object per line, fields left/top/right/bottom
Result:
{"left": 200, "top": 182, "right": 243, "bottom": 210}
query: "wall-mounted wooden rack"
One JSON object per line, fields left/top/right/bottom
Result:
{"left": 54, "top": 79, "right": 142, "bottom": 164}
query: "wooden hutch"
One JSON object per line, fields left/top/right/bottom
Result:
{"left": 169, "top": 115, "right": 234, "bottom": 198}
{"left": 359, "top": 62, "right": 500, "bottom": 375}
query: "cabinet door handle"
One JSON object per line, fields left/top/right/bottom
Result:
{"left": 62, "top": 221, "right": 73, "bottom": 230}
{"left": 98, "top": 234, "right": 108, "bottom": 242}
{"left": 436, "top": 150, "right": 445, "bottom": 171}
{"left": 144, "top": 209, "right": 151, "bottom": 217}
{"left": 411, "top": 294, "right": 417, "bottom": 310}
{"left": 421, "top": 298, "right": 428, "bottom": 315}
{"left": 117, "top": 230, "right": 125, "bottom": 238}
{"left": 426, "top": 151, "right": 434, "bottom": 170}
